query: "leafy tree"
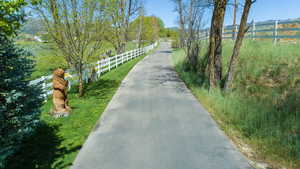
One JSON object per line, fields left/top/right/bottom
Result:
{"left": 170, "top": 29, "right": 180, "bottom": 48}
{"left": 0, "top": 0, "right": 43, "bottom": 168}
{"left": 172, "top": 0, "right": 205, "bottom": 71}
{"left": 0, "top": 0, "right": 26, "bottom": 36}
{"left": 0, "top": 34, "right": 43, "bottom": 169}
{"left": 103, "top": 0, "right": 141, "bottom": 54}
{"left": 185, "top": 0, "right": 204, "bottom": 71}
{"left": 165, "top": 28, "right": 178, "bottom": 38}
{"left": 224, "top": 0, "right": 256, "bottom": 90}
{"left": 172, "top": 0, "right": 185, "bottom": 48}
{"left": 129, "top": 16, "right": 164, "bottom": 43}
{"left": 32, "top": 0, "right": 106, "bottom": 96}
{"left": 207, "top": 0, "right": 228, "bottom": 88}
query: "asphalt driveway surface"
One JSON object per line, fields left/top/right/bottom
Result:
{"left": 71, "top": 42, "right": 252, "bottom": 169}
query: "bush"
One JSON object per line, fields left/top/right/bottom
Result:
{"left": 0, "top": 34, "right": 43, "bottom": 168}
{"left": 171, "top": 39, "right": 180, "bottom": 48}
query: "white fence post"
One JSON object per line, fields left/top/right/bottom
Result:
{"left": 274, "top": 20, "right": 278, "bottom": 44}
{"left": 108, "top": 57, "right": 111, "bottom": 71}
{"left": 197, "top": 18, "right": 300, "bottom": 42}
{"left": 84, "top": 67, "right": 89, "bottom": 83}
{"left": 68, "top": 78, "right": 72, "bottom": 90}
{"left": 132, "top": 50, "right": 135, "bottom": 59}
{"left": 234, "top": 24, "right": 238, "bottom": 40}
{"left": 41, "top": 76, "right": 47, "bottom": 99}
{"left": 206, "top": 29, "right": 209, "bottom": 41}
{"left": 97, "top": 60, "right": 101, "bottom": 77}
{"left": 222, "top": 26, "right": 224, "bottom": 39}
{"left": 252, "top": 21, "right": 256, "bottom": 40}
{"left": 116, "top": 55, "right": 118, "bottom": 67}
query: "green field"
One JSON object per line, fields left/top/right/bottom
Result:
{"left": 6, "top": 52, "right": 147, "bottom": 169}
{"left": 16, "top": 40, "right": 139, "bottom": 80}
{"left": 172, "top": 40, "right": 300, "bottom": 169}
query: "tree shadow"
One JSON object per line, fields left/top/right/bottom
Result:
{"left": 159, "top": 50, "right": 172, "bottom": 54}
{"left": 68, "top": 78, "right": 119, "bottom": 101}
{"left": 150, "top": 65, "right": 188, "bottom": 92}
{"left": 84, "top": 79, "right": 119, "bottom": 99}
{"left": 6, "top": 122, "right": 81, "bottom": 169}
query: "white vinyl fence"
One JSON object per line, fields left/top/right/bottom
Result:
{"left": 200, "top": 18, "right": 300, "bottom": 43}
{"left": 29, "top": 42, "right": 158, "bottom": 100}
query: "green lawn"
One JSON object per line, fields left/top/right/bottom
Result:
{"left": 6, "top": 53, "right": 147, "bottom": 169}
{"left": 172, "top": 40, "right": 300, "bottom": 169}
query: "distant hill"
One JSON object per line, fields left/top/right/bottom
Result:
{"left": 21, "top": 17, "right": 45, "bottom": 35}
{"left": 167, "top": 27, "right": 179, "bottom": 31}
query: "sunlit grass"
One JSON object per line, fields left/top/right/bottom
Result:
{"left": 7, "top": 53, "right": 146, "bottom": 169}
{"left": 172, "top": 40, "right": 300, "bottom": 169}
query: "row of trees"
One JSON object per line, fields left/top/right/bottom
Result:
{"left": 31, "top": 0, "right": 145, "bottom": 96}
{"left": 30, "top": 0, "right": 169, "bottom": 96}
{"left": 173, "top": 0, "right": 255, "bottom": 90}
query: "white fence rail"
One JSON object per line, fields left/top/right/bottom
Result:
{"left": 30, "top": 42, "right": 158, "bottom": 99}
{"left": 200, "top": 18, "right": 300, "bottom": 42}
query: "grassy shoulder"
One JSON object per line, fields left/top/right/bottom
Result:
{"left": 7, "top": 53, "right": 147, "bottom": 169}
{"left": 171, "top": 41, "right": 300, "bottom": 169}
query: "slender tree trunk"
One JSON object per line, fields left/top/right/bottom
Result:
{"left": 176, "top": 0, "right": 185, "bottom": 48}
{"left": 208, "top": 0, "right": 227, "bottom": 88}
{"left": 115, "top": 41, "right": 123, "bottom": 54}
{"left": 78, "top": 65, "right": 84, "bottom": 97}
{"left": 224, "top": 0, "right": 253, "bottom": 90}
{"left": 187, "top": 42, "right": 199, "bottom": 71}
{"left": 185, "top": 0, "right": 199, "bottom": 72}
{"left": 124, "top": 0, "right": 132, "bottom": 42}
{"left": 137, "top": 16, "right": 143, "bottom": 48}
{"left": 232, "top": 0, "right": 238, "bottom": 39}
{"left": 137, "top": 5, "right": 144, "bottom": 48}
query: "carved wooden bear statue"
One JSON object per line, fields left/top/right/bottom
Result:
{"left": 51, "top": 68, "right": 71, "bottom": 117}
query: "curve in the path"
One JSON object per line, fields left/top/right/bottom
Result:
{"left": 71, "top": 42, "right": 252, "bottom": 169}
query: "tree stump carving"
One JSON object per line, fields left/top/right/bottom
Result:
{"left": 51, "top": 68, "right": 71, "bottom": 117}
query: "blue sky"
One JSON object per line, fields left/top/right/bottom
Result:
{"left": 145, "top": 0, "right": 300, "bottom": 28}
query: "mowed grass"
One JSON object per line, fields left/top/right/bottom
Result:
{"left": 6, "top": 53, "right": 146, "bottom": 169}
{"left": 172, "top": 40, "right": 300, "bottom": 169}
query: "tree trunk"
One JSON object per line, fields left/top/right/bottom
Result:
{"left": 186, "top": 0, "right": 195, "bottom": 71}
{"left": 78, "top": 65, "right": 84, "bottom": 97}
{"left": 176, "top": 0, "right": 185, "bottom": 48}
{"left": 232, "top": 0, "right": 238, "bottom": 40}
{"left": 224, "top": 0, "right": 253, "bottom": 90}
{"left": 208, "top": 0, "right": 227, "bottom": 88}
{"left": 187, "top": 42, "right": 199, "bottom": 71}
{"left": 137, "top": 16, "right": 143, "bottom": 48}
{"left": 124, "top": 0, "right": 132, "bottom": 42}
{"left": 115, "top": 42, "right": 124, "bottom": 54}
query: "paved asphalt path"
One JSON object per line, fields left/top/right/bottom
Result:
{"left": 71, "top": 43, "right": 252, "bottom": 169}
